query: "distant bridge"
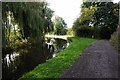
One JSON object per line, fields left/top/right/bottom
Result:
{"left": 45, "top": 35, "right": 73, "bottom": 40}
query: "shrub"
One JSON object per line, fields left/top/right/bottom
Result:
{"left": 99, "top": 27, "right": 114, "bottom": 39}
{"left": 76, "top": 26, "right": 94, "bottom": 38}
{"left": 110, "top": 26, "right": 120, "bottom": 53}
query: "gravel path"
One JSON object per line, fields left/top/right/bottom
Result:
{"left": 60, "top": 40, "right": 119, "bottom": 78}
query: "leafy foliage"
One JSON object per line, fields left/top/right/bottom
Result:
{"left": 93, "top": 2, "right": 119, "bottom": 39}
{"left": 110, "top": 26, "right": 120, "bottom": 53}
{"left": 76, "top": 26, "right": 95, "bottom": 38}
{"left": 72, "top": 2, "right": 119, "bottom": 39}
{"left": 72, "top": 2, "right": 96, "bottom": 38}
{"left": 2, "top": 2, "right": 54, "bottom": 47}
{"left": 53, "top": 16, "right": 67, "bottom": 35}
{"left": 2, "top": 1, "right": 54, "bottom": 80}
{"left": 67, "top": 28, "right": 74, "bottom": 36}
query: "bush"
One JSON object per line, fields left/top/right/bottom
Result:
{"left": 110, "top": 26, "right": 120, "bottom": 53}
{"left": 76, "top": 26, "right": 94, "bottom": 38}
{"left": 99, "top": 27, "right": 113, "bottom": 39}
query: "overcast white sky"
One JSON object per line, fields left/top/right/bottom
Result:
{"left": 47, "top": 0, "right": 119, "bottom": 28}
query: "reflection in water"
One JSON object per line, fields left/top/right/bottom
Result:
{"left": 5, "top": 53, "right": 19, "bottom": 67}
{"left": 2, "top": 38, "right": 71, "bottom": 80}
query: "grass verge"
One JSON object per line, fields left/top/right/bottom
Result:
{"left": 19, "top": 37, "right": 96, "bottom": 79}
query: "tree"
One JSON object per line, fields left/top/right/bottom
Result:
{"left": 72, "top": 1, "right": 119, "bottom": 39}
{"left": 2, "top": 2, "right": 54, "bottom": 80}
{"left": 2, "top": 2, "right": 54, "bottom": 47}
{"left": 72, "top": 2, "right": 96, "bottom": 37}
{"left": 93, "top": 2, "right": 119, "bottom": 39}
{"left": 53, "top": 16, "right": 67, "bottom": 35}
{"left": 67, "top": 28, "right": 74, "bottom": 36}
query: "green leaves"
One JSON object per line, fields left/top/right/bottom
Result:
{"left": 53, "top": 16, "right": 67, "bottom": 35}
{"left": 72, "top": 2, "right": 119, "bottom": 39}
{"left": 93, "top": 2, "right": 118, "bottom": 39}
{"left": 2, "top": 2, "right": 54, "bottom": 45}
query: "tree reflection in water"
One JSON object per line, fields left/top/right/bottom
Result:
{"left": 2, "top": 38, "right": 70, "bottom": 80}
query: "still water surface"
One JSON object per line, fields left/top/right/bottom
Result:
{"left": 2, "top": 38, "right": 70, "bottom": 80}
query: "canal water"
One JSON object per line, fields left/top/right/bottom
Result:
{"left": 2, "top": 38, "right": 71, "bottom": 80}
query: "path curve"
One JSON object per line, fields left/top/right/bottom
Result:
{"left": 60, "top": 40, "right": 119, "bottom": 78}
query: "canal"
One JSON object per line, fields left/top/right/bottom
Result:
{"left": 2, "top": 38, "right": 71, "bottom": 80}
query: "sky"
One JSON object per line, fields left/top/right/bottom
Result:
{"left": 47, "top": 0, "right": 119, "bottom": 28}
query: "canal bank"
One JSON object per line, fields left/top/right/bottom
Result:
{"left": 19, "top": 37, "right": 96, "bottom": 79}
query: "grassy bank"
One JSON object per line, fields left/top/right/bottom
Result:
{"left": 19, "top": 37, "right": 96, "bottom": 79}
